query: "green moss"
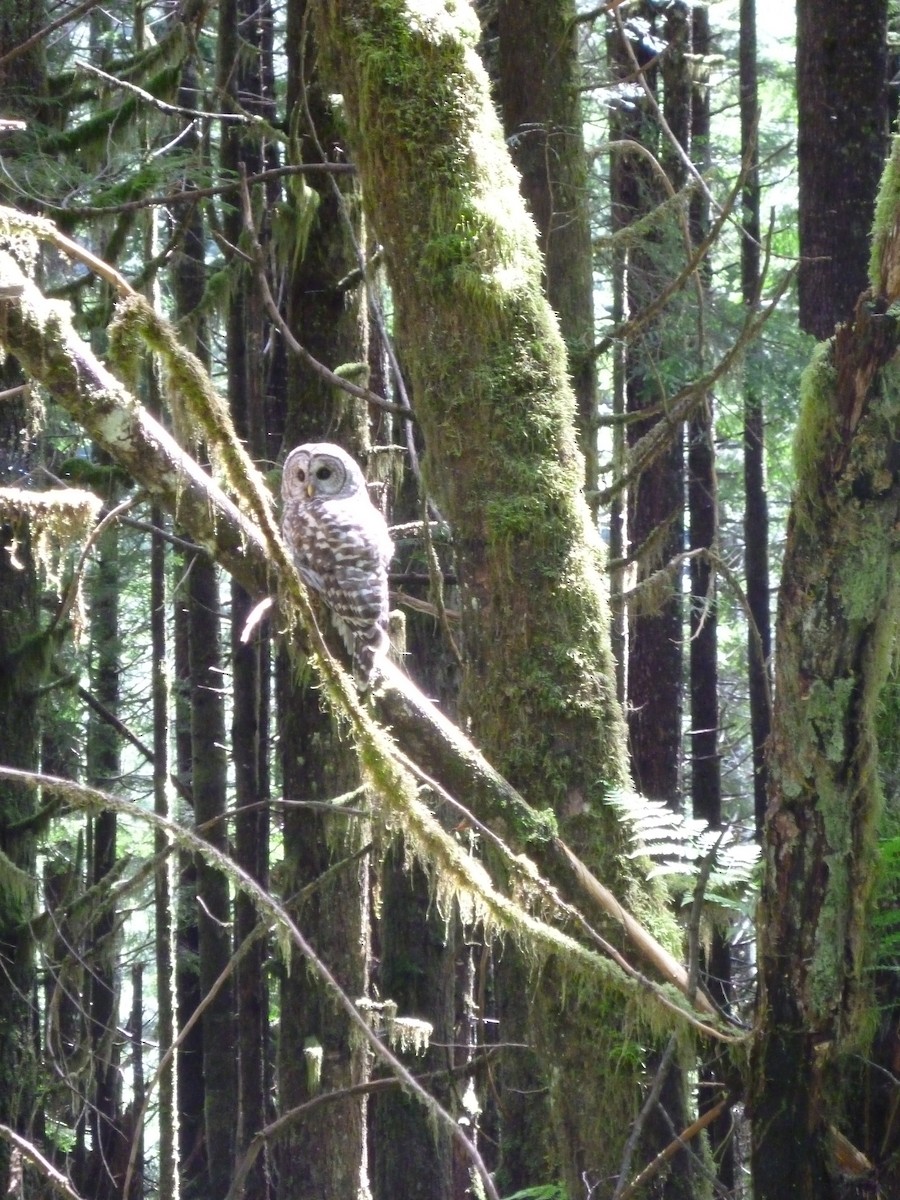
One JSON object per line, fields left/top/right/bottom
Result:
{"left": 869, "top": 135, "right": 900, "bottom": 292}
{"left": 836, "top": 512, "right": 892, "bottom": 623}
{"left": 792, "top": 340, "right": 839, "bottom": 505}
{"left": 807, "top": 678, "right": 856, "bottom": 765}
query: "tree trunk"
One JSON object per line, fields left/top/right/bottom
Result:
{"left": 150, "top": 494, "right": 177, "bottom": 1200}
{"left": 275, "top": 10, "right": 371, "bottom": 1196}
{"left": 751, "top": 140, "right": 900, "bottom": 1198}
{"left": 740, "top": 0, "right": 771, "bottom": 839}
{"left": 0, "top": 6, "right": 47, "bottom": 1190}
{"left": 84, "top": 522, "right": 124, "bottom": 1200}
{"left": 173, "top": 557, "right": 206, "bottom": 1193}
{"left": 492, "top": 2, "right": 600, "bottom": 1180}
{"left": 688, "top": 9, "right": 733, "bottom": 1189}
{"left": 311, "top": 2, "right": 671, "bottom": 1190}
{"left": 797, "top": 0, "right": 888, "bottom": 339}
{"left": 370, "top": 849, "right": 457, "bottom": 1200}
{"left": 611, "top": 1, "right": 684, "bottom": 807}
{"left": 219, "top": 0, "right": 274, "bottom": 1187}
{"left": 0, "top": 402, "right": 41, "bottom": 1195}
{"left": 189, "top": 553, "right": 237, "bottom": 1200}
{"left": 496, "top": 0, "right": 598, "bottom": 492}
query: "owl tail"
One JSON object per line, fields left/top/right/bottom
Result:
{"left": 353, "top": 622, "right": 391, "bottom": 685}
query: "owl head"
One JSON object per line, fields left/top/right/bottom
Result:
{"left": 281, "top": 443, "right": 367, "bottom": 501}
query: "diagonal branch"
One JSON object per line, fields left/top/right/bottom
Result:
{"left": 0, "top": 221, "right": 723, "bottom": 1027}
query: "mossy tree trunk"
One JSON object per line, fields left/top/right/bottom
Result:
{"left": 0, "top": 421, "right": 41, "bottom": 1197}
{"left": 750, "top": 138, "right": 900, "bottom": 1198}
{"left": 491, "top": 2, "right": 600, "bottom": 1182}
{"left": 0, "top": 7, "right": 47, "bottom": 1190}
{"left": 312, "top": 1, "right": 668, "bottom": 1189}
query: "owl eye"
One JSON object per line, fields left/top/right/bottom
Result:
{"left": 295, "top": 467, "right": 306, "bottom": 482}
{"left": 315, "top": 466, "right": 333, "bottom": 481}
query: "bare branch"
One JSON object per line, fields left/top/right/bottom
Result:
{"left": 237, "top": 173, "right": 413, "bottom": 420}
{"left": 0, "top": 1125, "right": 86, "bottom": 1200}
{"left": 0, "top": 0, "right": 106, "bottom": 69}
{"left": 74, "top": 58, "right": 268, "bottom": 125}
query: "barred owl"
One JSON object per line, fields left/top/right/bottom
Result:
{"left": 281, "top": 442, "right": 394, "bottom": 680}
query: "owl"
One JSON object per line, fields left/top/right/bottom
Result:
{"left": 281, "top": 442, "right": 394, "bottom": 680}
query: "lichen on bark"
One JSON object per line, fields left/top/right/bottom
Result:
{"left": 752, "top": 136, "right": 900, "bottom": 1200}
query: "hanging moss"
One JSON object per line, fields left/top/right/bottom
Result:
{"left": 0, "top": 486, "right": 101, "bottom": 596}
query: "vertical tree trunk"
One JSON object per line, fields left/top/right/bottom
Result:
{"left": 167, "top": 79, "right": 225, "bottom": 1193}
{"left": 189, "top": 553, "right": 237, "bottom": 1200}
{"left": 274, "top": 8, "right": 371, "bottom": 1196}
{"left": 173, "top": 557, "right": 206, "bottom": 1192}
{"left": 84, "top": 520, "right": 124, "bottom": 1200}
{"left": 740, "top": 0, "right": 771, "bottom": 838}
{"left": 150, "top": 493, "right": 177, "bottom": 1200}
{"left": 491, "top": 2, "right": 600, "bottom": 1182}
{"left": 371, "top": 850, "right": 457, "bottom": 1200}
{"left": 496, "top": 0, "right": 599, "bottom": 492}
{"left": 797, "top": 0, "right": 888, "bottom": 339}
{"left": 612, "top": 1, "right": 684, "bottom": 806}
{"left": 688, "top": 9, "right": 733, "bottom": 1190}
{"left": 0, "top": 410, "right": 41, "bottom": 1196}
{"left": 219, "top": 0, "right": 274, "bottom": 1188}
{"left": 0, "top": 8, "right": 46, "bottom": 1191}
{"left": 751, "top": 144, "right": 900, "bottom": 1197}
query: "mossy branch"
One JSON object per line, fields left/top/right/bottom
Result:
{"left": 0, "top": 227, "right": 724, "bottom": 1033}
{"left": 0, "top": 766, "right": 499, "bottom": 1200}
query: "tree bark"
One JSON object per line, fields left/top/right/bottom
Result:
{"left": 0, "top": 405, "right": 41, "bottom": 1196}
{"left": 496, "top": 0, "right": 599, "bottom": 493}
{"left": 610, "top": 1, "right": 685, "bottom": 806}
{"left": 797, "top": 0, "right": 889, "bottom": 339}
{"left": 751, "top": 138, "right": 900, "bottom": 1199}
{"left": 492, "top": 1, "right": 600, "bottom": 1180}
{"left": 275, "top": 10, "right": 372, "bottom": 1195}
{"left": 739, "top": 0, "right": 771, "bottom": 838}
{"left": 310, "top": 2, "right": 673, "bottom": 1190}
{"left": 83, "top": 522, "right": 124, "bottom": 1200}
{"left": 219, "top": 0, "right": 274, "bottom": 1188}
{"left": 0, "top": 6, "right": 47, "bottom": 1189}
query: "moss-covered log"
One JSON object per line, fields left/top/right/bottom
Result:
{"left": 751, "top": 138, "right": 900, "bottom": 1198}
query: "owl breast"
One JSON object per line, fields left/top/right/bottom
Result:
{"left": 304, "top": 496, "right": 391, "bottom": 624}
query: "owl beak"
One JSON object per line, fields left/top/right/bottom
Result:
{"left": 306, "top": 482, "right": 315, "bottom": 498}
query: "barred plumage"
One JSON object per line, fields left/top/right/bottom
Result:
{"left": 281, "top": 442, "right": 394, "bottom": 680}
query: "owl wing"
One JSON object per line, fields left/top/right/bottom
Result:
{"left": 291, "top": 556, "right": 328, "bottom": 596}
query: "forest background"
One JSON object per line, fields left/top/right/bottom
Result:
{"left": 0, "top": 1, "right": 898, "bottom": 1199}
